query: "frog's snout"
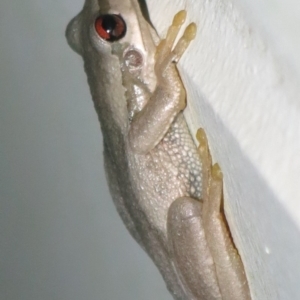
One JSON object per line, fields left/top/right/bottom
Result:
{"left": 66, "top": 13, "right": 83, "bottom": 55}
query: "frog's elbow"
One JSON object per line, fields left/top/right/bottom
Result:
{"left": 128, "top": 130, "right": 154, "bottom": 155}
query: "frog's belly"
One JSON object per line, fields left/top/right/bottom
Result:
{"left": 128, "top": 114, "right": 203, "bottom": 236}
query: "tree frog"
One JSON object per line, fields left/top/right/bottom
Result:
{"left": 66, "top": 0, "right": 251, "bottom": 299}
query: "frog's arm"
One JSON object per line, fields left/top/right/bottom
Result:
{"left": 128, "top": 11, "right": 196, "bottom": 154}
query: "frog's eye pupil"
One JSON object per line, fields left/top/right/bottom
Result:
{"left": 95, "top": 14, "right": 126, "bottom": 42}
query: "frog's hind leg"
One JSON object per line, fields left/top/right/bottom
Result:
{"left": 167, "top": 129, "right": 222, "bottom": 300}
{"left": 196, "top": 129, "right": 252, "bottom": 300}
{"left": 167, "top": 129, "right": 251, "bottom": 299}
{"left": 167, "top": 197, "right": 222, "bottom": 300}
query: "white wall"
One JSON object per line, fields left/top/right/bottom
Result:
{"left": 1, "top": 0, "right": 300, "bottom": 300}
{"left": 148, "top": 0, "right": 300, "bottom": 299}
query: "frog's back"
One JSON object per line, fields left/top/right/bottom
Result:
{"left": 103, "top": 113, "right": 202, "bottom": 241}
{"left": 102, "top": 113, "right": 203, "bottom": 299}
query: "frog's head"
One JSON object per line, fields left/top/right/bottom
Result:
{"left": 66, "top": 0, "right": 159, "bottom": 129}
{"left": 66, "top": 0, "right": 158, "bottom": 83}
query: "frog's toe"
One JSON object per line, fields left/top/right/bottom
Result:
{"left": 196, "top": 128, "right": 211, "bottom": 172}
{"left": 156, "top": 10, "right": 186, "bottom": 57}
{"left": 155, "top": 10, "right": 196, "bottom": 68}
{"left": 171, "top": 22, "right": 197, "bottom": 63}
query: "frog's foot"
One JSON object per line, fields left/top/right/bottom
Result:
{"left": 196, "top": 128, "right": 224, "bottom": 214}
{"left": 155, "top": 10, "right": 197, "bottom": 73}
{"left": 196, "top": 128, "right": 252, "bottom": 300}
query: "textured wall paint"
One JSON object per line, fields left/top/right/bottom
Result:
{"left": 147, "top": 0, "right": 300, "bottom": 299}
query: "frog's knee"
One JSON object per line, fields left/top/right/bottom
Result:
{"left": 168, "top": 197, "right": 202, "bottom": 221}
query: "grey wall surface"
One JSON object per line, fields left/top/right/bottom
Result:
{"left": 0, "top": 1, "right": 172, "bottom": 299}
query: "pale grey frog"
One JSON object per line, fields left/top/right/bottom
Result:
{"left": 66, "top": 1, "right": 251, "bottom": 299}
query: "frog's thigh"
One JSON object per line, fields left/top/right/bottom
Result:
{"left": 167, "top": 197, "right": 222, "bottom": 300}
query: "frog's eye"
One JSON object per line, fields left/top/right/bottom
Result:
{"left": 95, "top": 14, "right": 126, "bottom": 42}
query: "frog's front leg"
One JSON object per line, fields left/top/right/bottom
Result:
{"left": 168, "top": 130, "right": 252, "bottom": 300}
{"left": 128, "top": 11, "right": 196, "bottom": 154}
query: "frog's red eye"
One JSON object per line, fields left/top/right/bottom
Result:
{"left": 95, "top": 14, "right": 126, "bottom": 42}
